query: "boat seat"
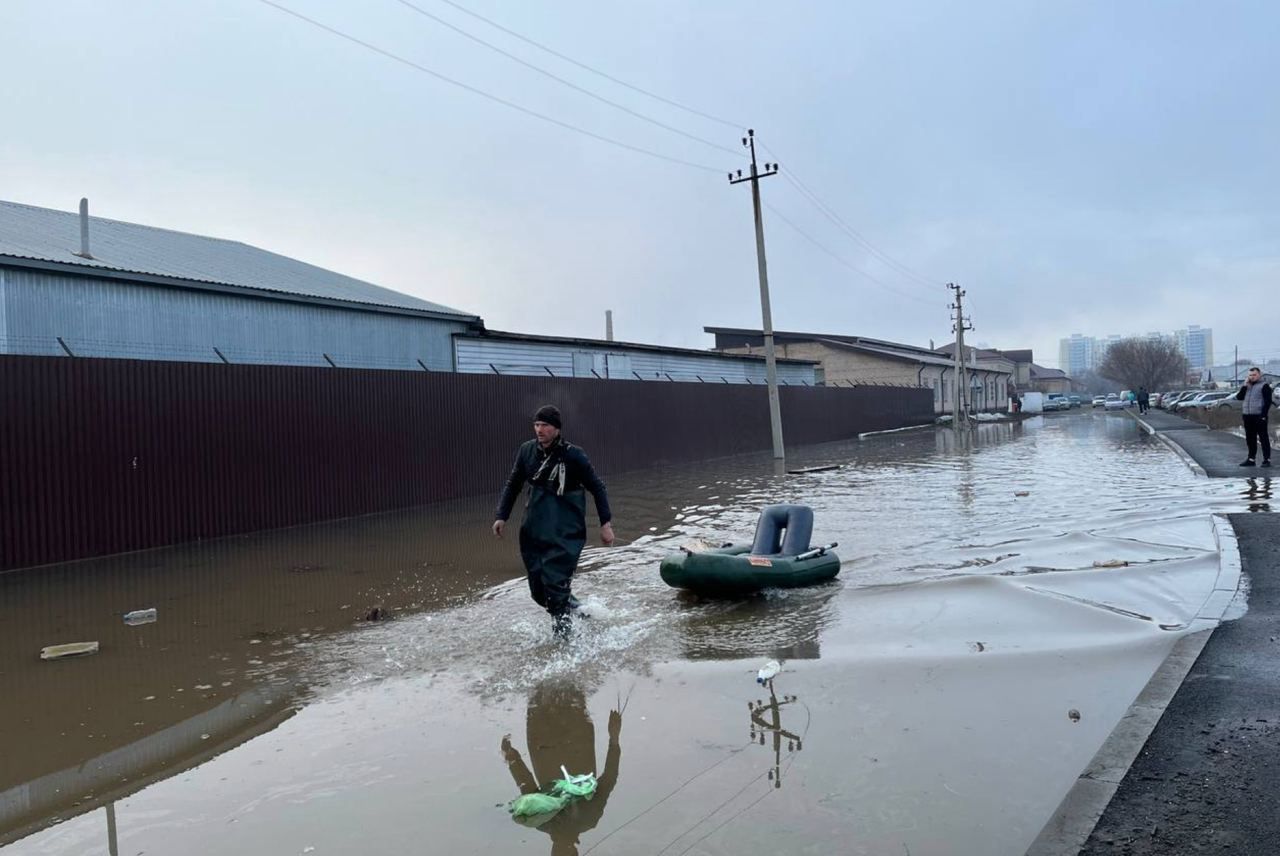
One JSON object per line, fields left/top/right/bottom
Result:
{"left": 751, "top": 504, "right": 814, "bottom": 557}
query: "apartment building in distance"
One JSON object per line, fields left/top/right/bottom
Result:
{"left": 1058, "top": 325, "right": 1214, "bottom": 374}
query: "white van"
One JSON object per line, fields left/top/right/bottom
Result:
{"left": 1020, "top": 392, "right": 1045, "bottom": 414}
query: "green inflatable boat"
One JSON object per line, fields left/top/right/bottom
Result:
{"left": 660, "top": 504, "right": 840, "bottom": 596}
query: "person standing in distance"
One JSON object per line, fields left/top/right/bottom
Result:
{"left": 494, "top": 405, "right": 615, "bottom": 638}
{"left": 1235, "top": 367, "right": 1273, "bottom": 468}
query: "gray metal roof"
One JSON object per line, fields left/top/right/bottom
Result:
{"left": 0, "top": 200, "right": 478, "bottom": 320}
{"left": 817, "top": 338, "right": 963, "bottom": 369}
{"left": 1029, "top": 364, "right": 1070, "bottom": 379}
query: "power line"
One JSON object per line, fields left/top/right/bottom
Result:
{"left": 429, "top": 0, "right": 745, "bottom": 130}
{"left": 763, "top": 202, "right": 936, "bottom": 305}
{"left": 254, "top": 0, "right": 724, "bottom": 173}
{"left": 419, "top": 0, "right": 943, "bottom": 293}
{"left": 391, "top": 0, "right": 740, "bottom": 157}
{"left": 764, "top": 147, "right": 944, "bottom": 291}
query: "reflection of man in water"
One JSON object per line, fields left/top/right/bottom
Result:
{"left": 501, "top": 681, "right": 622, "bottom": 855}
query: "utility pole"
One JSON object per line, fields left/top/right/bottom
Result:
{"left": 1234, "top": 345, "right": 1238, "bottom": 383}
{"left": 729, "top": 129, "right": 784, "bottom": 459}
{"left": 605, "top": 310, "right": 614, "bottom": 342}
{"left": 948, "top": 283, "right": 973, "bottom": 425}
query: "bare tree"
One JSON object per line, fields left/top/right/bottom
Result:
{"left": 1098, "top": 338, "right": 1189, "bottom": 391}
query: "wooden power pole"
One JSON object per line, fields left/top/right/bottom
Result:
{"left": 948, "top": 283, "right": 973, "bottom": 425}
{"left": 730, "top": 129, "right": 784, "bottom": 459}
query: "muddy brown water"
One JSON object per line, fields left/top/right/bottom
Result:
{"left": 1, "top": 412, "right": 1266, "bottom": 855}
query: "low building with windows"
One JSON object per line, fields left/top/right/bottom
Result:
{"left": 1028, "top": 364, "right": 1074, "bottom": 395}
{"left": 705, "top": 326, "right": 1010, "bottom": 414}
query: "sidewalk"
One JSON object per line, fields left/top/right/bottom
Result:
{"left": 1055, "top": 409, "right": 1277, "bottom": 854}
{"left": 1129, "top": 409, "right": 1260, "bottom": 477}
{"left": 1077, "top": 513, "right": 1280, "bottom": 854}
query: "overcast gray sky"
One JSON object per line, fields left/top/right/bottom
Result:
{"left": 3, "top": 0, "right": 1277, "bottom": 368}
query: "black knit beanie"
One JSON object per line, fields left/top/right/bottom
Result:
{"left": 533, "top": 405, "right": 562, "bottom": 429}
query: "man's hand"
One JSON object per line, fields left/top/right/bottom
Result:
{"left": 608, "top": 709, "right": 622, "bottom": 740}
{"left": 600, "top": 522, "right": 616, "bottom": 546}
{"left": 492, "top": 519, "right": 505, "bottom": 538}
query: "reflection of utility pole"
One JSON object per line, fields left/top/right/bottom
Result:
{"left": 948, "top": 283, "right": 973, "bottom": 425}
{"left": 749, "top": 684, "right": 802, "bottom": 788}
{"left": 729, "top": 130, "right": 784, "bottom": 460}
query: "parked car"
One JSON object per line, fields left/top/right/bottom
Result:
{"left": 1067, "top": 394, "right": 1083, "bottom": 408}
{"left": 1149, "top": 392, "right": 1164, "bottom": 408}
{"left": 1213, "top": 395, "right": 1242, "bottom": 411}
{"left": 1161, "top": 391, "right": 1194, "bottom": 409}
{"left": 1173, "top": 391, "right": 1227, "bottom": 412}
{"left": 1182, "top": 391, "right": 1232, "bottom": 410}
{"left": 1104, "top": 393, "right": 1126, "bottom": 411}
{"left": 1045, "top": 393, "right": 1069, "bottom": 411}
{"left": 1092, "top": 395, "right": 1107, "bottom": 407}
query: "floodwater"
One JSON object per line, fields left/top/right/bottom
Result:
{"left": 0, "top": 411, "right": 1266, "bottom": 855}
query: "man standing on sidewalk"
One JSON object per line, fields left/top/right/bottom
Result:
{"left": 494, "top": 405, "right": 615, "bottom": 638}
{"left": 1235, "top": 367, "right": 1273, "bottom": 468}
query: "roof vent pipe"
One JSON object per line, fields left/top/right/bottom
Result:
{"left": 74, "top": 198, "right": 93, "bottom": 259}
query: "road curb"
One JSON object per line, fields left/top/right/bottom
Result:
{"left": 1024, "top": 514, "right": 1245, "bottom": 856}
{"left": 1127, "top": 411, "right": 1209, "bottom": 478}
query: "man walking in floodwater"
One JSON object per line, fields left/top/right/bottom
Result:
{"left": 494, "top": 405, "right": 615, "bottom": 638}
{"left": 1235, "top": 367, "right": 1273, "bottom": 468}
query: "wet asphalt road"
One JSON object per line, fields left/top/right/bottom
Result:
{"left": 1080, "top": 513, "right": 1280, "bottom": 854}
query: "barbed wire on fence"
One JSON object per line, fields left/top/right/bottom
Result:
{"left": 2, "top": 336, "right": 931, "bottom": 390}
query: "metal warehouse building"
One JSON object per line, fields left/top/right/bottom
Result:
{"left": 455, "top": 329, "right": 818, "bottom": 385}
{"left": 0, "top": 199, "right": 481, "bottom": 369}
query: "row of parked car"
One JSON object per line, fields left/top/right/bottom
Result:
{"left": 1087, "top": 387, "right": 1278, "bottom": 413}
{"left": 1043, "top": 393, "right": 1083, "bottom": 411}
{"left": 1158, "top": 389, "right": 1239, "bottom": 412}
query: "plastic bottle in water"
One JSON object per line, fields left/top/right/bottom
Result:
{"left": 123, "top": 608, "right": 157, "bottom": 626}
{"left": 757, "top": 660, "right": 781, "bottom": 684}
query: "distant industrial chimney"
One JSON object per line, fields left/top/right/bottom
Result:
{"left": 605, "top": 310, "right": 614, "bottom": 342}
{"left": 73, "top": 197, "right": 93, "bottom": 259}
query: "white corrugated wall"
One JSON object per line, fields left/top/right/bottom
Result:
{"left": 0, "top": 268, "right": 468, "bottom": 370}
{"left": 454, "top": 337, "right": 816, "bottom": 384}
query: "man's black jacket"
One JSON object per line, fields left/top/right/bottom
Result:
{"left": 495, "top": 439, "right": 612, "bottom": 524}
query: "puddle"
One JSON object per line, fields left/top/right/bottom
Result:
{"left": 0, "top": 412, "right": 1259, "bottom": 854}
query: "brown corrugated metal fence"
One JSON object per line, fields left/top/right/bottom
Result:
{"left": 0, "top": 355, "right": 932, "bottom": 571}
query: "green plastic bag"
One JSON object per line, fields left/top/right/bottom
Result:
{"left": 510, "top": 791, "right": 569, "bottom": 819}
{"left": 508, "top": 767, "right": 598, "bottom": 822}
{"left": 552, "top": 769, "right": 598, "bottom": 800}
